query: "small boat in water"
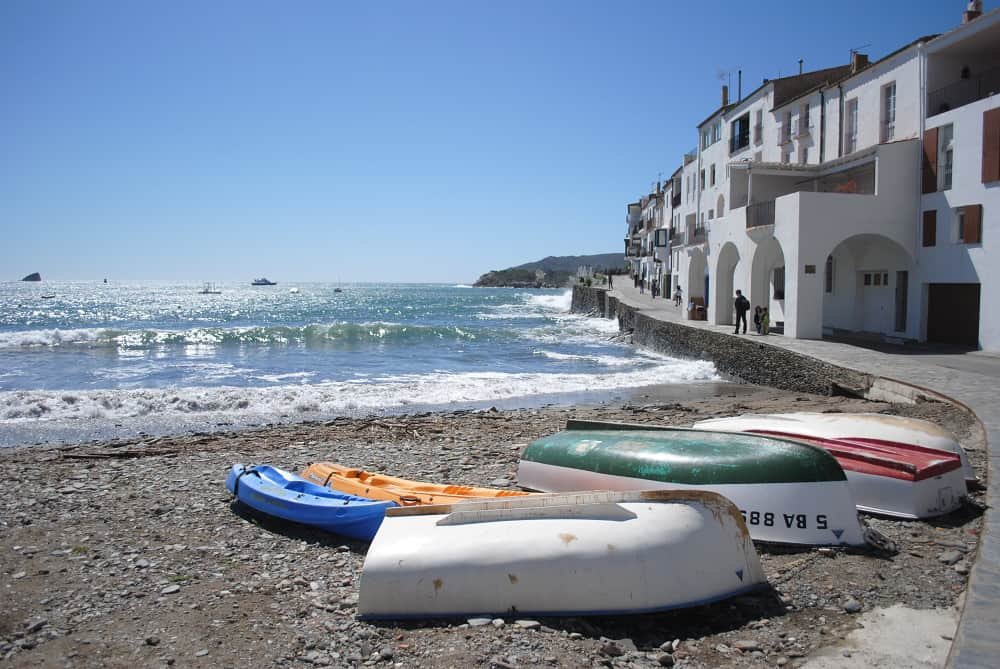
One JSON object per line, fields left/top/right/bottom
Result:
{"left": 694, "top": 414, "right": 967, "bottom": 519}
{"left": 252, "top": 278, "right": 277, "bottom": 286}
{"left": 694, "top": 412, "right": 976, "bottom": 483}
{"left": 198, "top": 282, "right": 222, "bottom": 295}
{"left": 517, "top": 420, "right": 866, "bottom": 546}
{"left": 301, "top": 462, "right": 532, "bottom": 505}
{"left": 358, "top": 489, "right": 766, "bottom": 619}
{"left": 225, "top": 464, "right": 395, "bottom": 541}
{"left": 40, "top": 293, "right": 56, "bottom": 299}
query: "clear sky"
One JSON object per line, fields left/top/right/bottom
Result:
{"left": 0, "top": 0, "right": 983, "bottom": 283}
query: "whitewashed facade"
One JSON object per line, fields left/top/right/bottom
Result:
{"left": 629, "top": 5, "right": 1000, "bottom": 350}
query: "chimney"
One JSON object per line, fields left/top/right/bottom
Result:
{"left": 722, "top": 85, "right": 729, "bottom": 106}
{"left": 798, "top": 59, "right": 803, "bottom": 75}
{"left": 963, "top": 0, "right": 983, "bottom": 23}
{"left": 656, "top": 181, "right": 662, "bottom": 195}
{"left": 851, "top": 52, "right": 869, "bottom": 73}
{"left": 738, "top": 70, "right": 742, "bottom": 101}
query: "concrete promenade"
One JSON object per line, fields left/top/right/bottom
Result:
{"left": 602, "top": 278, "right": 999, "bottom": 668}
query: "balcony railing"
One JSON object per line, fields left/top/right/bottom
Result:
{"left": 687, "top": 226, "right": 706, "bottom": 244}
{"left": 928, "top": 64, "right": 1000, "bottom": 117}
{"left": 746, "top": 200, "right": 775, "bottom": 229}
{"left": 796, "top": 121, "right": 811, "bottom": 138}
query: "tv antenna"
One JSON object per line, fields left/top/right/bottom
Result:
{"left": 849, "top": 43, "right": 872, "bottom": 56}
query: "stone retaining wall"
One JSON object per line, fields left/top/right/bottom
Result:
{"left": 574, "top": 286, "right": 873, "bottom": 396}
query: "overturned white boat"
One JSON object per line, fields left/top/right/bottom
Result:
{"left": 695, "top": 413, "right": 969, "bottom": 519}
{"left": 694, "top": 412, "right": 975, "bottom": 483}
{"left": 358, "top": 490, "right": 766, "bottom": 619}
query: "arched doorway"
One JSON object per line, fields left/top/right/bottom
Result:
{"left": 750, "top": 237, "right": 786, "bottom": 332}
{"left": 822, "top": 234, "right": 913, "bottom": 338}
{"left": 714, "top": 242, "right": 741, "bottom": 325}
{"left": 686, "top": 247, "right": 707, "bottom": 317}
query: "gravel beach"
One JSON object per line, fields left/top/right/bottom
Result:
{"left": 0, "top": 384, "right": 985, "bottom": 668}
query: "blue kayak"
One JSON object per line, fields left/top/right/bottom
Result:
{"left": 225, "top": 464, "right": 396, "bottom": 541}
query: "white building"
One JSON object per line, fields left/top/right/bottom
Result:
{"left": 632, "top": 4, "right": 1000, "bottom": 350}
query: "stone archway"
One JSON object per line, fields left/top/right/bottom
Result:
{"left": 714, "top": 242, "right": 741, "bottom": 325}
{"left": 821, "top": 234, "right": 914, "bottom": 338}
{"left": 750, "top": 237, "right": 786, "bottom": 331}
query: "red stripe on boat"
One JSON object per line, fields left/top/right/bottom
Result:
{"left": 745, "top": 430, "right": 962, "bottom": 482}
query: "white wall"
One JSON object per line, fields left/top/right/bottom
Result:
{"left": 920, "top": 95, "right": 1000, "bottom": 350}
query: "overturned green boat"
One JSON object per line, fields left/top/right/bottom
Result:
{"left": 517, "top": 420, "right": 865, "bottom": 546}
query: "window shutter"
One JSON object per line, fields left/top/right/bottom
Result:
{"left": 983, "top": 108, "right": 1000, "bottom": 183}
{"left": 923, "top": 127, "right": 938, "bottom": 193}
{"left": 963, "top": 205, "right": 982, "bottom": 244}
{"left": 922, "top": 210, "right": 937, "bottom": 247}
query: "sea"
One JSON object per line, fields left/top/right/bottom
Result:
{"left": 0, "top": 281, "right": 720, "bottom": 447}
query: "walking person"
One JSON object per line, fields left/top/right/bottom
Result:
{"left": 761, "top": 308, "right": 770, "bottom": 335}
{"left": 673, "top": 285, "right": 682, "bottom": 307}
{"left": 733, "top": 290, "right": 750, "bottom": 334}
{"left": 753, "top": 306, "right": 762, "bottom": 334}
{"left": 651, "top": 278, "right": 658, "bottom": 299}
{"left": 608, "top": 273, "right": 613, "bottom": 289}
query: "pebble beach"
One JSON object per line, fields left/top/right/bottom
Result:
{"left": 0, "top": 384, "right": 985, "bottom": 668}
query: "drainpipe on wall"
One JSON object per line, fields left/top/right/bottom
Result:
{"left": 837, "top": 84, "right": 844, "bottom": 158}
{"left": 915, "top": 42, "right": 927, "bottom": 265}
{"left": 819, "top": 90, "right": 826, "bottom": 164}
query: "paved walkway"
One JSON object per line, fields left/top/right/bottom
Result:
{"left": 604, "top": 279, "right": 999, "bottom": 668}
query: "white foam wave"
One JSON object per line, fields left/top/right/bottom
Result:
{"left": 0, "top": 359, "right": 718, "bottom": 425}
{"left": 0, "top": 328, "right": 107, "bottom": 348}
{"left": 533, "top": 350, "right": 637, "bottom": 367}
{"left": 524, "top": 290, "right": 572, "bottom": 312}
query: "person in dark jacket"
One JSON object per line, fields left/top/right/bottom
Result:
{"left": 733, "top": 290, "right": 750, "bottom": 334}
{"left": 753, "top": 306, "right": 762, "bottom": 334}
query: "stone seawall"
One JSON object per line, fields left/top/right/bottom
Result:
{"left": 573, "top": 286, "right": 872, "bottom": 396}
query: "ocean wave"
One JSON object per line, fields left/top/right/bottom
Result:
{"left": 0, "top": 322, "right": 484, "bottom": 350}
{"left": 533, "top": 350, "right": 637, "bottom": 367}
{"left": 0, "top": 360, "right": 718, "bottom": 424}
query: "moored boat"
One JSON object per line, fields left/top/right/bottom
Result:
{"left": 358, "top": 489, "right": 766, "bottom": 619}
{"left": 693, "top": 415, "right": 967, "bottom": 519}
{"left": 225, "top": 464, "right": 395, "bottom": 541}
{"left": 693, "top": 412, "right": 976, "bottom": 483}
{"left": 301, "top": 462, "right": 532, "bottom": 505}
{"left": 252, "top": 278, "right": 277, "bottom": 286}
{"left": 517, "top": 420, "right": 865, "bottom": 546}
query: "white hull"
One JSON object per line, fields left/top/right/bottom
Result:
{"left": 845, "top": 468, "right": 964, "bottom": 519}
{"left": 694, "top": 413, "right": 975, "bottom": 482}
{"left": 358, "top": 490, "right": 766, "bottom": 619}
{"left": 516, "top": 461, "right": 865, "bottom": 546}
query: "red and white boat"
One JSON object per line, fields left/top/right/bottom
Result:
{"left": 695, "top": 413, "right": 969, "bottom": 519}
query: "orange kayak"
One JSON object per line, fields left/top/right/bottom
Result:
{"left": 300, "top": 462, "right": 533, "bottom": 506}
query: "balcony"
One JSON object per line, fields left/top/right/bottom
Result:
{"left": 686, "top": 225, "right": 706, "bottom": 244}
{"left": 779, "top": 126, "right": 793, "bottom": 145}
{"left": 671, "top": 191, "right": 681, "bottom": 207}
{"left": 928, "top": 64, "right": 1000, "bottom": 117}
{"left": 796, "top": 121, "right": 811, "bottom": 138}
{"left": 746, "top": 200, "right": 775, "bottom": 229}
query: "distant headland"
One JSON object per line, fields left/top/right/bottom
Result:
{"left": 21, "top": 272, "right": 42, "bottom": 282}
{"left": 474, "top": 253, "right": 625, "bottom": 288}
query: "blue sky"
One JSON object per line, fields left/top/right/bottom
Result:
{"left": 0, "top": 0, "right": 981, "bottom": 282}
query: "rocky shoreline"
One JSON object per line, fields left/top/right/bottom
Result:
{"left": 0, "top": 385, "right": 985, "bottom": 668}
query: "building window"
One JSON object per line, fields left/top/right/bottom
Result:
{"left": 699, "top": 169, "right": 705, "bottom": 190}
{"left": 922, "top": 210, "right": 937, "bottom": 247}
{"left": 800, "top": 103, "right": 810, "bottom": 134}
{"left": 772, "top": 267, "right": 785, "bottom": 300}
{"left": 845, "top": 98, "right": 859, "bottom": 153}
{"left": 863, "top": 272, "right": 872, "bottom": 286}
{"left": 708, "top": 209, "right": 714, "bottom": 220}
{"left": 710, "top": 164, "right": 716, "bottom": 186}
{"left": 957, "top": 205, "right": 983, "bottom": 244}
{"left": 702, "top": 128, "right": 711, "bottom": 150}
{"left": 881, "top": 82, "right": 896, "bottom": 142}
{"left": 940, "top": 124, "right": 954, "bottom": 190}
{"left": 717, "top": 194, "right": 725, "bottom": 217}
{"left": 730, "top": 113, "right": 750, "bottom": 153}
{"left": 873, "top": 272, "right": 882, "bottom": 286}
{"left": 824, "top": 255, "right": 834, "bottom": 293}
{"left": 712, "top": 121, "right": 722, "bottom": 144}
{"left": 754, "top": 109, "right": 763, "bottom": 144}
{"left": 782, "top": 110, "right": 793, "bottom": 144}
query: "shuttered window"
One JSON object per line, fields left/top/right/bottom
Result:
{"left": 984, "top": 107, "right": 1000, "bottom": 183}
{"left": 962, "top": 205, "right": 982, "bottom": 244}
{"left": 922, "top": 210, "right": 937, "bottom": 247}
{"left": 923, "top": 127, "right": 938, "bottom": 193}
